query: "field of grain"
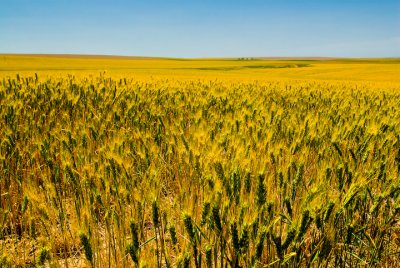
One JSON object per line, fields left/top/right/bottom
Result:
{"left": 1, "top": 55, "right": 400, "bottom": 267}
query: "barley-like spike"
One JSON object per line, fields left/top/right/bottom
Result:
{"left": 332, "top": 141, "right": 343, "bottom": 157}
{"left": 130, "top": 221, "right": 139, "bottom": 252}
{"left": 231, "top": 221, "right": 240, "bottom": 255}
{"left": 346, "top": 224, "right": 354, "bottom": 244}
{"left": 30, "top": 220, "right": 36, "bottom": 239}
{"left": 21, "top": 196, "right": 29, "bottom": 214}
{"left": 232, "top": 170, "right": 241, "bottom": 204}
{"left": 324, "top": 201, "right": 335, "bottom": 223}
{"left": 183, "top": 213, "right": 196, "bottom": 243}
{"left": 284, "top": 197, "right": 292, "bottom": 217}
{"left": 239, "top": 205, "right": 246, "bottom": 225}
{"left": 214, "top": 162, "right": 225, "bottom": 181}
{"left": 126, "top": 242, "right": 138, "bottom": 264}
{"left": 201, "top": 202, "right": 211, "bottom": 226}
{"left": 38, "top": 246, "right": 50, "bottom": 266}
{"left": 278, "top": 171, "right": 284, "bottom": 189}
{"left": 169, "top": 225, "right": 177, "bottom": 245}
{"left": 250, "top": 218, "right": 259, "bottom": 241}
{"left": 211, "top": 204, "right": 222, "bottom": 232}
{"left": 336, "top": 165, "right": 344, "bottom": 191}
{"left": 256, "top": 173, "right": 266, "bottom": 207}
{"left": 205, "top": 245, "right": 212, "bottom": 268}
{"left": 255, "top": 227, "right": 267, "bottom": 259}
{"left": 239, "top": 224, "right": 250, "bottom": 251}
{"left": 370, "top": 195, "right": 384, "bottom": 215}
{"left": 292, "top": 163, "right": 304, "bottom": 201}
{"left": 297, "top": 209, "right": 311, "bottom": 241}
{"left": 152, "top": 200, "right": 160, "bottom": 228}
{"left": 79, "top": 231, "right": 93, "bottom": 264}
{"left": 245, "top": 171, "right": 251, "bottom": 193}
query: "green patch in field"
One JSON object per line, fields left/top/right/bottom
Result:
{"left": 184, "top": 64, "right": 310, "bottom": 71}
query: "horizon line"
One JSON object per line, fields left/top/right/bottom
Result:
{"left": 1, "top": 53, "right": 400, "bottom": 61}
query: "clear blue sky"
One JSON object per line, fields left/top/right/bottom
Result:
{"left": 1, "top": 0, "right": 399, "bottom": 57}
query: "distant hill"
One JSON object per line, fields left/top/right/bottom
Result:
{"left": 1, "top": 54, "right": 399, "bottom": 62}
{"left": 0, "top": 54, "right": 161, "bottom": 60}
{"left": 255, "top": 57, "right": 338, "bottom": 60}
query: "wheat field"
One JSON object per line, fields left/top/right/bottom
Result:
{"left": 1, "top": 55, "right": 400, "bottom": 267}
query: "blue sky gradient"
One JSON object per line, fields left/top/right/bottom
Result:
{"left": 1, "top": 0, "right": 399, "bottom": 57}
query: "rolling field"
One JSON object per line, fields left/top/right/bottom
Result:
{"left": 1, "top": 54, "right": 400, "bottom": 83}
{"left": 1, "top": 55, "right": 400, "bottom": 267}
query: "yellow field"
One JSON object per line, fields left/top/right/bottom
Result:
{"left": 1, "top": 54, "right": 400, "bottom": 83}
{"left": 1, "top": 55, "right": 400, "bottom": 267}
